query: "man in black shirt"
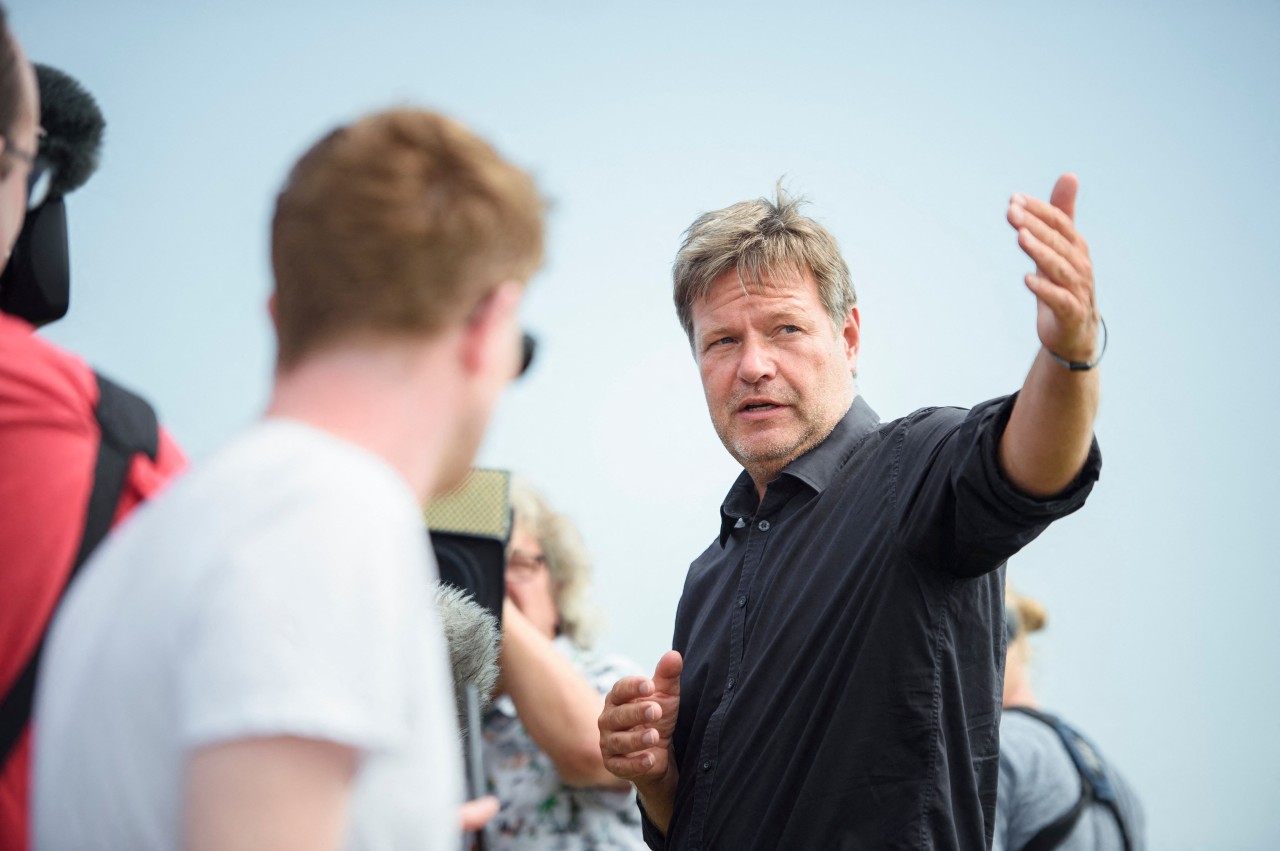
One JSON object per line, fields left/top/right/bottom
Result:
{"left": 599, "top": 175, "right": 1103, "bottom": 850}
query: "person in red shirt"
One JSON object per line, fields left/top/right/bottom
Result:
{"left": 0, "top": 8, "right": 186, "bottom": 848}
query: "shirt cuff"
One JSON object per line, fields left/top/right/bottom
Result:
{"left": 967, "top": 392, "right": 1103, "bottom": 518}
{"left": 638, "top": 797, "right": 668, "bottom": 850}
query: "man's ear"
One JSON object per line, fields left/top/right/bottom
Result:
{"left": 843, "top": 306, "right": 861, "bottom": 372}
{"left": 461, "top": 281, "right": 524, "bottom": 376}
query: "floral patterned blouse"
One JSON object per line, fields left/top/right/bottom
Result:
{"left": 482, "top": 636, "right": 648, "bottom": 850}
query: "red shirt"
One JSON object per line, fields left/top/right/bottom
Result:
{"left": 0, "top": 312, "right": 186, "bottom": 850}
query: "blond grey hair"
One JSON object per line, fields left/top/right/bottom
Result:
{"left": 1005, "top": 586, "right": 1048, "bottom": 674}
{"left": 508, "top": 477, "right": 599, "bottom": 648}
{"left": 672, "top": 183, "right": 856, "bottom": 347}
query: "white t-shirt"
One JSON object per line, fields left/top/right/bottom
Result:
{"left": 33, "top": 420, "right": 463, "bottom": 850}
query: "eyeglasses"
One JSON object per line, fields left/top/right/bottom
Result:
{"left": 506, "top": 550, "right": 548, "bottom": 583}
{"left": 519, "top": 332, "right": 537, "bottom": 378}
{"left": 1, "top": 132, "right": 55, "bottom": 211}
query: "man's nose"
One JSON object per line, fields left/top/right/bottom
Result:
{"left": 736, "top": 337, "right": 775, "bottom": 384}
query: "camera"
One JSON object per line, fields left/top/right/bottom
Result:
{"left": 425, "top": 468, "right": 512, "bottom": 627}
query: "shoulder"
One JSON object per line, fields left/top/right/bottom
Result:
{"left": 1000, "top": 709, "right": 1080, "bottom": 787}
{"left": 0, "top": 315, "right": 98, "bottom": 424}
{"left": 209, "top": 421, "right": 415, "bottom": 520}
{"left": 128, "top": 421, "right": 426, "bottom": 596}
{"left": 886, "top": 398, "right": 1015, "bottom": 451}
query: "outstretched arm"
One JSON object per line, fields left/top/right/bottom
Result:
{"left": 599, "top": 650, "right": 683, "bottom": 837}
{"left": 498, "top": 600, "right": 627, "bottom": 789}
{"left": 1000, "top": 173, "right": 1102, "bottom": 497}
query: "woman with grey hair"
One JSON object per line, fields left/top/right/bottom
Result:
{"left": 482, "top": 477, "right": 646, "bottom": 849}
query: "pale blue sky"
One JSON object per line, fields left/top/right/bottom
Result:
{"left": 15, "top": 1, "right": 1280, "bottom": 847}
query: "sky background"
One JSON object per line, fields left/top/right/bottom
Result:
{"left": 14, "top": 1, "right": 1280, "bottom": 847}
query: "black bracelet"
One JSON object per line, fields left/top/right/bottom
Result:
{"left": 1046, "top": 315, "right": 1107, "bottom": 371}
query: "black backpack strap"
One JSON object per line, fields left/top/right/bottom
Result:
{"left": 1005, "top": 706, "right": 1134, "bottom": 851}
{"left": 1019, "top": 793, "right": 1091, "bottom": 851}
{"left": 70, "top": 374, "right": 159, "bottom": 566}
{"left": 1101, "top": 797, "right": 1136, "bottom": 851}
{"left": 0, "top": 372, "right": 159, "bottom": 767}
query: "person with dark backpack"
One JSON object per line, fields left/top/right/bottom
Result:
{"left": 0, "top": 9, "right": 186, "bottom": 849}
{"left": 996, "top": 588, "right": 1146, "bottom": 851}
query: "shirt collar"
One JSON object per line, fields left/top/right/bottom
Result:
{"left": 718, "top": 395, "right": 881, "bottom": 546}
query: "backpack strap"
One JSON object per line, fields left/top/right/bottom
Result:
{"left": 1005, "top": 706, "right": 1133, "bottom": 851}
{"left": 1019, "top": 787, "right": 1091, "bottom": 851}
{"left": 0, "top": 373, "right": 159, "bottom": 767}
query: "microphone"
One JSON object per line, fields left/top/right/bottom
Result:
{"left": 0, "top": 63, "right": 106, "bottom": 325}
{"left": 426, "top": 468, "right": 512, "bottom": 631}
{"left": 434, "top": 581, "right": 501, "bottom": 730}
{"left": 425, "top": 469, "right": 512, "bottom": 849}
{"left": 34, "top": 64, "right": 106, "bottom": 199}
{"left": 435, "top": 580, "right": 501, "bottom": 851}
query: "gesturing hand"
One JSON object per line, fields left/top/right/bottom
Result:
{"left": 1008, "top": 173, "right": 1099, "bottom": 364}
{"left": 598, "top": 650, "right": 683, "bottom": 789}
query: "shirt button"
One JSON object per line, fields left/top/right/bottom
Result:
{"left": 701, "top": 760, "right": 712, "bottom": 772}
{"left": 757, "top": 519, "right": 770, "bottom": 531}
{"left": 737, "top": 595, "right": 747, "bottom": 608}
{"left": 726, "top": 677, "right": 735, "bottom": 690}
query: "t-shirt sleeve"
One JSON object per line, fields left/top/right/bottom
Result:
{"left": 177, "top": 484, "right": 429, "bottom": 755}
{"left": 894, "top": 394, "right": 1102, "bottom": 577}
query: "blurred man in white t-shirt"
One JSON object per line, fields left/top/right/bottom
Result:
{"left": 33, "top": 108, "right": 545, "bottom": 851}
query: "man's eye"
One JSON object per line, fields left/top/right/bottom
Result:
{"left": 779, "top": 325, "right": 801, "bottom": 334}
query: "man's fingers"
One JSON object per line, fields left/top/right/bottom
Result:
{"left": 1010, "top": 207, "right": 1088, "bottom": 279}
{"left": 652, "top": 650, "right": 683, "bottom": 697}
{"left": 1017, "top": 228, "right": 1088, "bottom": 299}
{"left": 459, "top": 796, "right": 499, "bottom": 831}
{"left": 604, "top": 749, "right": 665, "bottom": 779}
{"left": 1025, "top": 274, "right": 1087, "bottom": 321}
{"left": 601, "top": 725, "right": 662, "bottom": 758}
{"left": 1010, "top": 194, "right": 1086, "bottom": 254}
{"left": 605, "top": 675, "right": 655, "bottom": 707}
{"left": 600, "top": 698, "right": 662, "bottom": 733}
{"left": 1049, "top": 173, "right": 1079, "bottom": 220}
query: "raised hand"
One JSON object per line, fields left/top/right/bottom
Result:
{"left": 1007, "top": 173, "right": 1100, "bottom": 364}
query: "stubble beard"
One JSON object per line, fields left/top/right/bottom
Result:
{"left": 714, "top": 396, "right": 848, "bottom": 486}
{"left": 714, "top": 405, "right": 818, "bottom": 483}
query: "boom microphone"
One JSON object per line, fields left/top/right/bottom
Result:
{"left": 434, "top": 582, "right": 500, "bottom": 731}
{"left": 34, "top": 63, "right": 105, "bottom": 198}
{"left": 425, "top": 469, "right": 512, "bottom": 846}
{"left": 0, "top": 64, "right": 105, "bottom": 325}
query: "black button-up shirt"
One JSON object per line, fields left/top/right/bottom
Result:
{"left": 642, "top": 395, "right": 1101, "bottom": 850}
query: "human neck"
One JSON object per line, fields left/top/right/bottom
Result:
{"left": 1002, "top": 671, "right": 1040, "bottom": 710}
{"left": 266, "top": 337, "right": 463, "bottom": 503}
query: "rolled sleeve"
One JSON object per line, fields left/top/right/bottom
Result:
{"left": 897, "top": 394, "right": 1102, "bottom": 577}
